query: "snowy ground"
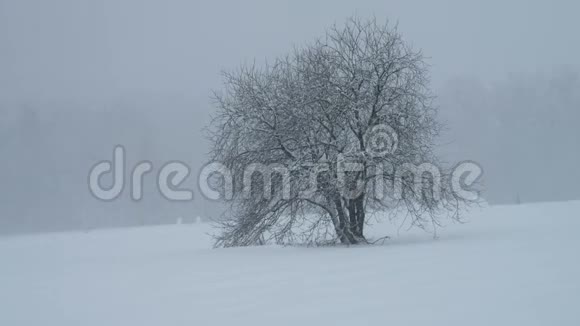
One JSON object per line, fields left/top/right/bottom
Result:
{"left": 1, "top": 201, "right": 579, "bottom": 326}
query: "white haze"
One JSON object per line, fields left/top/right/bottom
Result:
{"left": 0, "top": 0, "right": 579, "bottom": 234}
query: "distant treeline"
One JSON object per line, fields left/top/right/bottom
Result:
{"left": 1, "top": 68, "right": 579, "bottom": 234}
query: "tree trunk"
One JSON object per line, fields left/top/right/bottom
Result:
{"left": 355, "top": 195, "right": 365, "bottom": 239}
{"left": 345, "top": 195, "right": 366, "bottom": 241}
{"left": 333, "top": 198, "right": 358, "bottom": 245}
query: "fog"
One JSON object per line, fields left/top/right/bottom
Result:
{"left": 1, "top": 0, "right": 579, "bottom": 234}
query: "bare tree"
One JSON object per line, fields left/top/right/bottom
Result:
{"left": 209, "top": 17, "right": 465, "bottom": 247}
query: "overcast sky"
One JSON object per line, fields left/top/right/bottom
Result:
{"left": 1, "top": 0, "right": 579, "bottom": 102}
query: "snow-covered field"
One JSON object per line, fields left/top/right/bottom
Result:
{"left": 1, "top": 201, "right": 579, "bottom": 326}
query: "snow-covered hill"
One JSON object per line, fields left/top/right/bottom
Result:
{"left": 1, "top": 201, "right": 579, "bottom": 326}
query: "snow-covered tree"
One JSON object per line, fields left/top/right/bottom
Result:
{"left": 209, "top": 17, "right": 466, "bottom": 247}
